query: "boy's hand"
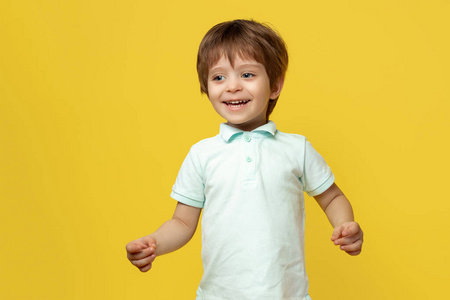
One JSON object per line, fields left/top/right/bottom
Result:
{"left": 126, "top": 236, "right": 157, "bottom": 272}
{"left": 331, "top": 221, "right": 363, "bottom": 256}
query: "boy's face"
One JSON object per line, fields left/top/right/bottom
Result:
{"left": 207, "top": 55, "right": 281, "bottom": 131}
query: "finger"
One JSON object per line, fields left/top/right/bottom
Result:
{"left": 334, "top": 233, "right": 362, "bottom": 246}
{"left": 131, "top": 255, "right": 155, "bottom": 269}
{"left": 345, "top": 249, "right": 362, "bottom": 256}
{"left": 340, "top": 239, "right": 363, "bottom": 252}
{"left": 127, "top": 245, "right": 156, "bottom": 261}
{"left": 131, "top": 254, "right": 156, "bottom": 269}
{"left": 337, "top": 226, "right": 363, "bottom": 245}
{"left": 126, "top": 241, "right": 147, "bottom": 254}
{"left": 139, "top": 262, "right": 153, "bottom": 272}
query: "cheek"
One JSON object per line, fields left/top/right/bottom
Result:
{"left": 207, "top": 88, "right": 221, "bottom": 101}
{"left": 207, "top": 92, "right": 220, "bottom": 107}
{"left": 206, "top": 84, "right": 214, "bottom": 97}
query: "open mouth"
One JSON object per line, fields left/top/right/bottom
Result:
{"left": 223, "top": 100, "right": 250, "bottom": 108}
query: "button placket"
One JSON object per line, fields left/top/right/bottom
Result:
{"left": 243, "top": 133, "right": 256, "bottom": 180}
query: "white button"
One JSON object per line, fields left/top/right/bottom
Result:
{"left": 246, "top": 157, "right": 252, "bottom": 162}
{"left": 244, "top": 135, "right": 251, "bottom": 142}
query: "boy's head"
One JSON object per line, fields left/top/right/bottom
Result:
{"left": 197, "top": 19, "right": 288, "bottom": 119}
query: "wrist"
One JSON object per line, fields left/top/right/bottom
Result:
{"left": 333, "top": 220, "right": 355, "bottom": 228}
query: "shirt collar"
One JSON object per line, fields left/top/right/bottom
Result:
{"left": 219, "top": 121, "right": 277, "bottom": 142}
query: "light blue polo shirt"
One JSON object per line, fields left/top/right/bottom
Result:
{"left": 171, "top": 121, "right": 334, "bottom": 300}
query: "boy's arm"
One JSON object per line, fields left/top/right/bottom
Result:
{"left": 314, "top": 183, "right": 363, "bottom": 256}
{"left": 126, "top": 202, "right": 202, "bottom": 272}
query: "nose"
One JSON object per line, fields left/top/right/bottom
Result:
{"left": 226, "top": 77, "right": 242, "bottom": 93}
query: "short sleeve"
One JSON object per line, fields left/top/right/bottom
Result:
{"left": 170, "top": 146, "right": 205, "bottom": 208}
{"left": 301, "top": 141, "right": 335, "bottom": 197}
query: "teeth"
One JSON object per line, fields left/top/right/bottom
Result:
{"left": 226, "top": 100, "right": 249, "bottom": 106}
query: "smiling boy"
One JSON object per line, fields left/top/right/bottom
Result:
{"left": 126, "top": 19, "right": 363, "bottom": 299}
{"left": 207, "top": 55, "right": 282, "bottom": 131}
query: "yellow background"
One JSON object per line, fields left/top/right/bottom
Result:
{"left": 1, "top": 0, "right": 449, "bottom": 299}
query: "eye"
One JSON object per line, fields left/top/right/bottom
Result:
{"left": 242, "top": 73, "right": 254, "bottom": 78}
{"left": 212, "top": 75, "right": 225, "bottom": 81}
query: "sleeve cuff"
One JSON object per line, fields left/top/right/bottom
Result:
{"left": 306, "top": 173, "right": 335, "bottom": 197}
{"left": 170, "top": 191, "right": 204, "bottom": 208}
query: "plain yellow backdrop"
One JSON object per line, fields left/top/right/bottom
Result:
{"left": 1, "top": 0, "right": 449, "bottom": 299}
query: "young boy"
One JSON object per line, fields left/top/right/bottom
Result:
{"left": 126, "top": 19, "right": 363, "bottom": 299}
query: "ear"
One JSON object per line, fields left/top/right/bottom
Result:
{"left": 269, "top": 76, "right": 285, "bottom": 100}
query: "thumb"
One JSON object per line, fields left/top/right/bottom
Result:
{"left": 341, "top": 222, "right": 360, "bottom": 237}
{"left": 331, "top": 225, "right": 344, "bottom": 242}
{"left": 141, "top": 236, "right": 157, "bottom": 248}
{"left": 126, "top": 241, "right": 147, "bottom": 254}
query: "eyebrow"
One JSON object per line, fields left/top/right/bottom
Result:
{"left": 209, "top": 63, "right": 264, "bottom": 73}
{"left": 237, "top": 63, "right": 263, "bottom": 69}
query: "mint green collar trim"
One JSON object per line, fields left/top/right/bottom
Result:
{"left": 219, "top": 121, "right": 277, "bottom": 142}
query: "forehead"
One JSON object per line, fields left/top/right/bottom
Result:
{"left": 209, "top": 54, "right": 264, "bottom": 71}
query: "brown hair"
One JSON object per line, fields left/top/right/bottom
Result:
{"left": 197, "top": 19, "right": 288, "bottom": 118}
